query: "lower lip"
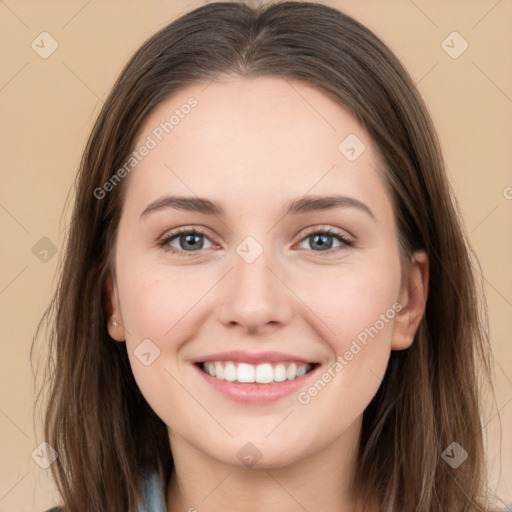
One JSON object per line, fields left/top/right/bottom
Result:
{"left": 193, "top": 363, "right": 320, "bottom": 404}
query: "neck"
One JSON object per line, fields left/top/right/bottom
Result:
{"left": 166, "top": 417, "right": 367, "bottom": 512}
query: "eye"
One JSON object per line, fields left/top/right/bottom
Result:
{"left": 158, "top": 226, "right": 354, "bottom": 256}
{"left": 296, "top": 227, "right": 354, "bottom": 254}
{"left": 158, "top": 228, "right": 214, "bottom": 255}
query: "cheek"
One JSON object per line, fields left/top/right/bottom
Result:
{"left": 117, "top": 265, "right": 197, "bottom": 426}
{"left": 115, "top": 258, "right": 212, "bottom": 411}
{"left": 293, "top": 250, "right": 401, "bottom": 405}
{"left": 116, "top": 256, "right": 207, "bottom": 342}
{"left": 297, "top": 252, "right": 402, "bottom": 350}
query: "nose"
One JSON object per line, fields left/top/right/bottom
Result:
{"left": 217, "top": 243, "right": 295, "bottom": 335}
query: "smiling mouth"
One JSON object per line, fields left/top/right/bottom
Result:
{"left": 196, "top": 361, "right": 320, "bottom": 384}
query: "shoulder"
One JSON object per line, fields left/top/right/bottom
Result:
{"left": 42, "top": 470, "right": 166, "bottom": 512}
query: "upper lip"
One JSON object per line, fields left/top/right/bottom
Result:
{"left": 191, "top": 350, "right": 319, "bottom": 365}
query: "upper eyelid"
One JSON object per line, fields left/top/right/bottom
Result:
{"left": 160, "top": 226, "right": 216, "bottom": 243}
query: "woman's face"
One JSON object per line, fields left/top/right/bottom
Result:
{"left": 107, "top": 75, "right": 428, "bottom": 469}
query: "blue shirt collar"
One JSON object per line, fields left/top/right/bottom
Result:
{"left": 138, "top": 470, "right": 166, "bottom": 512}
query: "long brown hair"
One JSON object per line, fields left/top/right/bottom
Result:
{"left": 32, "top": 1, "right": 497, "bottom": 510}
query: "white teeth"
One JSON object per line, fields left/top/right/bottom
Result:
{"left": 237, "top": 363, "right": 255, "bottom": 383}
{"left": 201, "top": 361, "right": 313, "bottom": 383}
{"left": 255, "top": 363, "right": 273, "bottom": 383}
{"left": 224, "top": 362, "right": 237, "bottom": 382}
{"left": 273, "top": 363, "right": 287, "bottom": 382}
{"left": 214, "top": 362, "right": 224, "bottom": 379}
{"left": 296, "top": 365, "right": 307, "bottom": 377}
{"left": 286, "top": 362, "right": 297, "bottom": 380}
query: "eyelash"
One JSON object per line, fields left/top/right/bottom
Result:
{"left": 157, "top": 226, "right": 354, "bottom": 257}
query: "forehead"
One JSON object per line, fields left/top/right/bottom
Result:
{"left": 135, "top": 74, "right": 370, "bottom": 158}
{"left": 126, "top": 74, "right": 389, "bottom": 218}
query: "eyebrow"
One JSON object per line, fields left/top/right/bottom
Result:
{"left": 140, "top": 194, "right": 376, "bottom": 221}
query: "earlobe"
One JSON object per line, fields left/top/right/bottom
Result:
{"left": 391, "top": 250, "right": 429, "bottom": 351}
{"left": 105, "top": 274, "right": 126, "bottom": 342}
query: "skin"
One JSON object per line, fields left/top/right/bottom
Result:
{"left": 106, "top": 75, "right": 429, "bottom": 512}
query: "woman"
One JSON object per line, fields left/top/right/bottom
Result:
{"left": 35, "top": 1, "right": 501, "bottom": 510}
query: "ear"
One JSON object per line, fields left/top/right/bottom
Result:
{"left": 105, "top": 274, "right": 126, "bottom": 342}
{"left": 391, "top": 250, "right": 429, "bottom": 351}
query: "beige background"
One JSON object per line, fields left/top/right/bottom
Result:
{"left": 0, "top": 0, "right": 511, "bottom": 510}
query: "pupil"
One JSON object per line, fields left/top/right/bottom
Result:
{"left": 312, "top": 234, "right": 332, "bottom": 250}
{"left": 183, "top": 234, "right": 202, "bottom": 250}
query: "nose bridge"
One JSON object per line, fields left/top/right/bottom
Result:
{"left": 217, "top": 232, "right": 293, "bottom": 331}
